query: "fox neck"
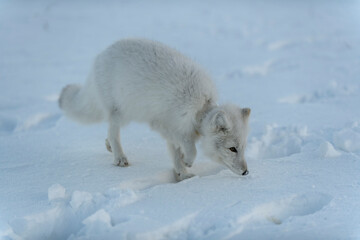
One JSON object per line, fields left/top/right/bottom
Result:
{"left": 195, "top": 100, "right": 218, "bottom": 136}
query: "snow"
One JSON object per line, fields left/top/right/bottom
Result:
{"left": 319, "top": 141, "right": 341, "bottom": 158}
{"left": 333, "top": 123, "right": 360, "bottom": 153}
{"left": 80, "top": 209, "right": 112, "bottom": 237}
{"left": 48, "top": 184, "right": 66, "bottom": 202}
{"left": 227, "top": 192, "right": 334, "bottom": 240}
{"left": 1, "top": 0, "right": 360, "bottom": 239}
{"left": 247, "top": 124, "right": 308, "bottom": 159}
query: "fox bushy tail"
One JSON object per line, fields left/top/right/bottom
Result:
{"left": 59, "top": 79, "right": 104, "bottom": 124}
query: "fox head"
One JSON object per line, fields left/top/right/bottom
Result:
{"left": 201, "top": 105, "right": 251, "bottom": 176}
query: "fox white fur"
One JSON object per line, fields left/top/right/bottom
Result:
{"left": 59, "top": 39, "right": 251, "bottom": 181}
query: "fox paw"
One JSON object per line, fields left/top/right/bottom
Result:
{"left": 182, "top": 157, "right": 194, "bottom": 168}
{"left": 175, "top": 171, "right": 195, "bottom": 182}
{"left": 105, "top": 139, "right": 112, "bottom": 152}
{"left": 114, "top": 156, "right": 129, "bottom": 167}
{"left": 183, "top": 161, "right": 193, "bottom": 168}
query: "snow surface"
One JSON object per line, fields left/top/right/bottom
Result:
{"left": 1, "top": 0, "right": 360, "bottom": 239}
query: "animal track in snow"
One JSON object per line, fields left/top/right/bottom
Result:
{"left": 118, "top": 170, "right": 177, "bottom": 191}
{"left": 227, "top": 192, "right": 332, "bottom": 238}
{"left": 9, "top": 184, "right": 140, "bottom": 240}
{"left": 226, "top": 192, "right": 332, "bottom": 239}
{"left": 239, "top": 192, "right": 331, "bottom": 225}
{"left": 279, "top": 81, "right": 357, "bottom": 104}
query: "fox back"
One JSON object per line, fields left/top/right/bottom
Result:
{"left": 94, "top": 39, "right": 217, "bottom": 133}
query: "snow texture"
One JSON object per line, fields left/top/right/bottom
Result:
{"left": 1, "top": 0, "right": 360, "bottom": 239}
{"left": 247, "top": 124, "right": 308, "bottom": 159}
{"left": 48, "top": 184, "right": 67, "bottom": 202}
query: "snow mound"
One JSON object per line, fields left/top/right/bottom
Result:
{"left": 318, "top": 141, "right": 341, "bottom": 158}
{"left": 247, "top": 124, "right": 308, "bottom": 159}
{"left": 70, "top": 191, "right": 94, "bottom": 211}
{"left": 8, "top": 185, "right": 139, "bottom": 240}
{"left": 82, "top": 209, "right": 112, "bottom": 227}
{"left": 105, "top": 187, "right": 139, "bottom": 207}
{"left": 332, "top": 122, "right": 360, "bottom": 153}
{"left": 72, "top": 209, "right": 113, "bottom": 239}
{"left": 9, "top": 207, "right": 76, "bottom": 240}
{"left": 48, "top": 184, "right": 67, "bottom": 202}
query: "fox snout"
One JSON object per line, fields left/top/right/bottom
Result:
{"left": 228, "top": 157, "right": 249, "bottom": 176}
{"left": 240, "top": 158, "right": 248, "bottom": 176}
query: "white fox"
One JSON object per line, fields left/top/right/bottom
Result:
{"left": 59, "top": 39, "right": 251, "bottom": 181}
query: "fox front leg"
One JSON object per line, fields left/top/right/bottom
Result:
{"left": 167, "top": 142, "right": 195, "bottom": 181}
{"left": 105, "top": 138, "right": 112, "bottom": 152}
{"left": 180, "top": 140, "right": 197, "bottom": 168}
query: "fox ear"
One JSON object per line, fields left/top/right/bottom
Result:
{"left": 211, "top": 111, "right": 229, "bottom": 132}
{"left": 241, "top": 108, "right": 251, "bottom": 119}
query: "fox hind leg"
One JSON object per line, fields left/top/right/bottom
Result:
{"left": 107, "top": 112, "right": 128, "bottom": 167}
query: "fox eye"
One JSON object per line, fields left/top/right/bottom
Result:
{"left": 229, "top": 147, "right": 237, "bottom": 153}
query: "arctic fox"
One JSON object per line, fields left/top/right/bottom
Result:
{"left": 59, "top": 39, "right": 251, "bottom": 181}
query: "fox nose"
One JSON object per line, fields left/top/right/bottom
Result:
{"left": 242, "top": 169, "right": 249, "bottom": 176}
